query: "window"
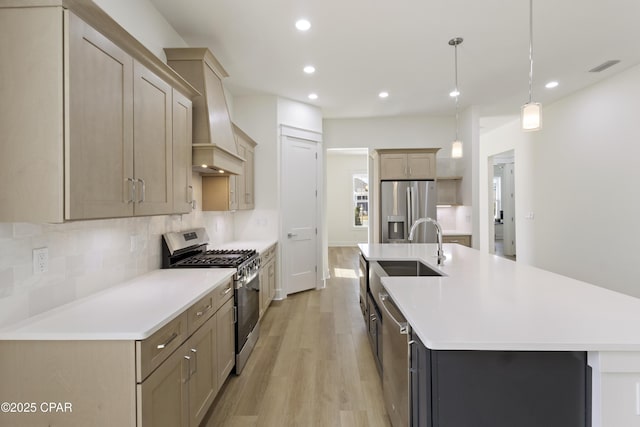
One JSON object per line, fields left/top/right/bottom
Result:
{"left": 353, "top": 174, "right": 368, "bottom": 227}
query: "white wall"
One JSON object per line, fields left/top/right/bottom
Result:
{"left": 326, "top": 153, "right": 368, "bottom": 246}
{"left": 277, "top": 98, "right": 323, "bottom": 134}
{"left": 323, "top": 115, "right": 453, "bottom": 150}
{"left": 229, "top": 95, "right": 280, "bottom": 241}
{"left": 93, "top": 0, "right": 188, "bottom": 60}
{"left": 480, "top": 63, "right": 640, "bottom": 298}
{"left": 530, "top": 64, "right": 640, "bottom": 297}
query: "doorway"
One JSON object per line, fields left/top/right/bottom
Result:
{"left": 326, "top": 148, "right": 369, "bottom": 247}
{"left": 280, "top": 126, "right": 322, "bottom": 295}
{"left": 491, "top": 151, "right": 516, "bottom": 260}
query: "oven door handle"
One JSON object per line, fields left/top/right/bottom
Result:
{"left": 379, "top": 292, "right": 409, "bottom": 335}
{"left": 241, "top": 271, "right": 260, "bottom": 290}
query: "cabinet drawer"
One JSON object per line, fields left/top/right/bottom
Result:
{"left": 187, "top": 290, "right": 218, "bottom": 335}
{"left": 187, "top": 279, "right": 234, "bottom": 334}
{"left": 137, "top": 312, "right": 188, "bottom": 382}
{"left": 217, "top": 278, "right": 234, "bottom": 306}
{"left": 261, "top": 244, "right": 277, "bottom": 263}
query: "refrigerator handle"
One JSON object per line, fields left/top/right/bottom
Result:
{"left": 406, "top": 186, "right": 412, "bottom": 240}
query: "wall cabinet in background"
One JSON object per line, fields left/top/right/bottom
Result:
{"left": 233, "top": 123, "right": 257, "bottom": 210}
{"left": 201, "top": 123, "right": 258, "bottom": 212}
{"left": 378, "top": 149, "right": 438, "bottom": 180}
{"left": 202, "top": 176, "right": 238, "bottom": 211}
{"left": 436, "top": 176, "right": 462, "bottom": 206}
{"left": 442, "top": 234, "right": 471, "bottom": 248}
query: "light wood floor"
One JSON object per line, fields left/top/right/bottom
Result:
{"left": 203, "top": 246, "right": 391, "bottom": 427}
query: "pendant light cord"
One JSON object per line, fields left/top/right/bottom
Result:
{"left": 528, "top": 0, "right": 534, "bottom": 104}
{"left": 454, "top": 41, "right": 460, "bottom": 140}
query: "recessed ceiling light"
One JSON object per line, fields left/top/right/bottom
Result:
{"left": 378, "top": 91, "right": 389, "bottom": 98}
{"left": 449, "top": 89, "right": 460, "bottom": 97}
{"left": 545, "top": 81, "right": 559, "bottom": 89}
{"left": 303, "top": 65, "right": 316, "bottom": 74}
{"left": 295, "top": 19, "right": 311, "bottom": 31}
{"left": 308, "top": 93, "right": 318, "bottom": 100}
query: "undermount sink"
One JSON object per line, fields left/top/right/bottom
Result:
{"left": 377, "top": 260, "right": 442, "bottom": 277}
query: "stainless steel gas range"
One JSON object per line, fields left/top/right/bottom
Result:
{"left": 161, "top": 228, "right": 260, "bottom": 374}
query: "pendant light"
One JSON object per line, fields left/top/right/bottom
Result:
{"left": 449, "top": 37, "right": 463, "bottom": 158}
{"left": 521, "top": 0, "right": 541, "bottom": 131}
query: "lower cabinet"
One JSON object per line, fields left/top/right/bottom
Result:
{"left": 409, "top": 331, "right": 590, "bottom": 427}
{"left": 138, "top": 285, "right": 234, "bottom": 427}
{"left": 0, "top": 278, "right": 235, "bottom": 427}
{"left": 216, "top": 298, "right": 236, "bottom": 385}
{"left": 259, "top": 244, "right": 278, "bottom": 318}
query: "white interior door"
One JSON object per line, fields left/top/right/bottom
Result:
{"left": 281, "top": 135, "right": 318, "bottom": 295}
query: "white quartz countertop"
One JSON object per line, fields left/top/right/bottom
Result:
{"left": 212, "top": 239, "right": 277, "bottom": 254}
{"left": 0, "top": 269, "right": 235, "bottom": 341}
{"left": 359, "top": 243, "right": 640, "bottom": 351}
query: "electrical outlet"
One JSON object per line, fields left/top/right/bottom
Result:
{"left": 33, "top": 247, "right": 49, "bottom": 273}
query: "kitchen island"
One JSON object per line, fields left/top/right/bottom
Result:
{"left": 360, "top": 243, "right": 640, "bottom": 427}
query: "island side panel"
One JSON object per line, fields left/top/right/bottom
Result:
{"left": 589, "top": 351, "right": 640, "bottom": 427}
{"left": 0, "top": 340, "right": 136, "bottom": 427}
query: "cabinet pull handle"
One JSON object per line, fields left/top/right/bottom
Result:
{"left": 183, "top": 355, "right": 191, "bottom": 383}
{"left": 137, "top": 178, "right": 146, "bottom": 203}
{"left": 187, "top": 185, "right": 193, "bottom": 204}
{"left": 156, "top": 332, "right": 178, "bottom": 350}
{"left": 221, "top": 286, "right": 232, "bottom": 296}
{"left": 126, "top": 178, "right": 136, "bottom": 204}
{"left": 196, "top": 304, "right": 213, "bottom": 317}
{"left": 233, "top": 306, "right": 238, "bottom": 324}
{"left": 409, "top": 167, "right": 412, "bottom": 176}
{"left": 190, "top": 349, "right": 197, "bottom": 376}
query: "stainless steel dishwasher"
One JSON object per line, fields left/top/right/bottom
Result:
{"left": 370, "top": 262, "right": 410, "bottom": 427}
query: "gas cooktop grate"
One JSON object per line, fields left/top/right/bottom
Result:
{"left": 174, "top": 249, "right": 256, "bottom": 268}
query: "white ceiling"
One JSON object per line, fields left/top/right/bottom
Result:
{"left": 149, "top": 0, "right": 640, "bottom": 120}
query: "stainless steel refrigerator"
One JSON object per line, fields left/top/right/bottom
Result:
{"left": 380, "top": 180, "right": 437, "bottom": 243}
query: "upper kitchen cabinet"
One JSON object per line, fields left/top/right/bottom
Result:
{"left": 131, "top": 62, "right": 174, "bottom": 216}
{"left": 172, "top": 90, "right": 194, "bottom": 214}
{"left": 232, "top": 123, "right": 257, "bottom": 210}
{"left": 437, "top": 176, "right": 463, "bottom": 205}
{"left": 66, "top": 13, "right": 134, "bottom": 218}
{"left": 165, "top": 48, "right": 244, "bottom": 176}
{"left": 378, "top": 149, "right": 439, "bottom": 180}
{"left": 0, "top": 1, "right": 198, "bottom": 223}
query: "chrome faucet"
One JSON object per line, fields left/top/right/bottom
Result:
{"left": 408, "top": 217, "right": 446, "bottom": 265}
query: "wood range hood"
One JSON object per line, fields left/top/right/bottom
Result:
{"left": 165, "top": 48, "right": 244, "bottom": 175}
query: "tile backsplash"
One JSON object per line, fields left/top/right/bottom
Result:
{"left": 0, "top": 211, "right": 234, "bottom": 328}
